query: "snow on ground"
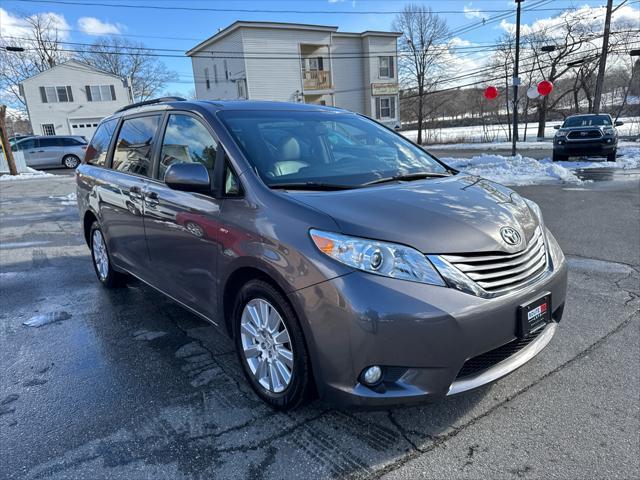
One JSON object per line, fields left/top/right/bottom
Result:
{"left": 440, "top": 145, "right": 640, "bottom": 186}
{"left": 48, "top": 192, "right": 77, "bottom": 205}
{"left": 426, "top": 141, "right": 553, "bottom": 150}
{"left": 0, "top": 167, "right": 55, "bottom": 182}
{"left": 442, "top": 154, "right": 582, "bottom": 186}
{"left": 401, "top": 117, "right": 640, "bottom": 144}
{"left": 554, "top": 146, "right": 640, "bottom": 170}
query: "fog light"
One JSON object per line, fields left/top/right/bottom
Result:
{"left": 361, "top": 366, "right": 383, "bottom": 385}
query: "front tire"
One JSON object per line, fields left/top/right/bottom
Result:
{"left": 552, "top": 152, "right": 567, "bottom": 162}
{"left": 62, "top": 154, "right": 80, "bottom": 169}
{"left": 606, "top": 150, "right": 617, "bottom": 162}
{"left": 232, "top": 280, "right": 312, "bottom": 410}
{"left": 89, "top": 221, "right": 126, "bottom": 288}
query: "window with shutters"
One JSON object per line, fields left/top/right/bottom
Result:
{"left": 378, "top": 56, "right": 395, "bottom": 78}
{"left": 86, "top": 85, "right": 116, "bottom": 102}
{"left": 39, "top": 86, "right": 73, "bottom": 103}
{"left": 213, "top": 64, "right": 218, "bottom": 83}
{"left": 204, "top": 68, "right": 210, "bottom": 89}
{"left": 224, "top": 60, "right": 229, "bottom": 80}
{"left": 375, "top": 96, "right": 396, "bottom": 120}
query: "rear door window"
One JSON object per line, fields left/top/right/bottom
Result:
{"left": 158, "top": 114, "right": 218, "bottom": 180}
{"left": 112, "top": 115, "right": 162, "bottom": 177}
{"left": 85, "top": 119, "right": 118, "bottom": 166}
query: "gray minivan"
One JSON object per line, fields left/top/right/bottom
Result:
{"left": 76, "top": 98, "right": 567, "bottom": 410}
{"left": 12, "top": 135, "right": 87, "bottom": 169}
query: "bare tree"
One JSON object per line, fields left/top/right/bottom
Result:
{"left": 78, "top": 37, "right": 177, "bottom": 101}
{"left": 0, "top": 13, "right": 69, "bottom": 110}
{"left": 393, "top": 4, "right": 449, "bottom": 144}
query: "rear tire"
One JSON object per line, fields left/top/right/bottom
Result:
{"left": 62, "top": 154, "right": 80, "bottom": 169}
{"left": 232, "top": 279, "right": 312, "bottom": 410}
{"left": 606, "top": 151, "right": 617, "bottom": 162}
{"left": 89, "top": 221, "right": 127, "bottom": 288}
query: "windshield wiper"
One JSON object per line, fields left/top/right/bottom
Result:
{"left": 364, "top": 172, "right": 451, "bottom": 186}
{"left": 269, "top": 182, "right": 359, "bottom": 191}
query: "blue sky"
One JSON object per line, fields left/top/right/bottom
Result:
{"left": 0, "top": 0, "right": 630, "bottom": 96}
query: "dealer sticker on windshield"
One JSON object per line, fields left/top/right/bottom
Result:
{"left": 518, "top": 293, "right": 551, "bottom": 337}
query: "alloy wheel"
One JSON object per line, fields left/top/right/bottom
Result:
{"left": 92, "top": 229, "right": 109, "bottom": 281}
{"left": 240, "top": 298, "right": 294, "bottom": 393}
{"left": 64, "top": 156, "right": 79, "bottom": 168}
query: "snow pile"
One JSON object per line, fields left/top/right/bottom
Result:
{"left": 554, "top": 145, "right": 640, "bottom": 170}
{"left": 0, "top": 167, "right": 55, "bottom": 182}
{"left": 443, "top": 153, "right": 582, "bottom": 186}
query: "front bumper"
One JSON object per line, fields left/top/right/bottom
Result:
{"left": 289, "top": 233, "right": 568, "bottom": 407}
{"left": 554, "top": 138, "right": 616, "bottom": 156}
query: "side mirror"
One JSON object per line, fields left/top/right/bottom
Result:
{"left": 553, "top": 125, "right": 561, "bottom": 130}
{"left": 615, "top": 121, "right": 624, "bottom": 126}
{"left": 164, "top": 163, "right": 211, "bottom": 193}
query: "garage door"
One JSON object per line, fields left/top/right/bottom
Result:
{"left": 70, "top": 118, "right": 102, "bottom": 140}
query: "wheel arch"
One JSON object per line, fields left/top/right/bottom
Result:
{"left": 83, "top": 209, "right": 98, "bottom": 246}
{"left": 221, "top": 262, "right": 320, "bottom": 399}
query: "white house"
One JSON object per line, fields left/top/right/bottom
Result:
{"left": 19, "top": 60, "right": 131, "bottom": 138}
{"left": 186, "top": 21, "right": 401, "bottom": 128}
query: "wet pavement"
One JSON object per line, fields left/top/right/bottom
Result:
{"left": 1, "top": 174, "right": 638, "bottom": 479}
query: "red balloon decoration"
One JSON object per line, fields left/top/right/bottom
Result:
{"left": 483, "top": 86, "right": 498, "bottom": 100}
{"left": 537, "top": 80, "right": 554, "bottom": 96}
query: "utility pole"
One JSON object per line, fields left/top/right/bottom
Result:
{"left": 511, "top": 0, "right": 523, "bottom": 157}
{"left": 593, "top": 0, "right": 613, "bottom": 114}
{"left": 0, "top": 105, "right": 19, "bottom": 176}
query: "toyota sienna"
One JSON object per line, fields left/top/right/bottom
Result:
{"left": 76, "top": 98, "right": 568, "bottom": 410}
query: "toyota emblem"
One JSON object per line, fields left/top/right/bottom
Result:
{"left": 500, "top": 227, "right": 522, "bottom": 246}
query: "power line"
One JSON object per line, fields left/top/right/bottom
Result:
{"left": 5, "top": 0, "right": 602, "bottom": 15}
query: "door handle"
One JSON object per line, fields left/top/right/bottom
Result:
{"left": 37, "top": 150, "right": 45, "bottom": 153}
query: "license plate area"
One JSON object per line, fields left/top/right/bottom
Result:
{"left": 517, "top": 293, "right": 551, "bottom": 338}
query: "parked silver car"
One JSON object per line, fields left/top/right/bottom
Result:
{"left": 12, "top": 135, "right": 87, "bottom": 169}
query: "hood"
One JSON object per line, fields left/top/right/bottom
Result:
{"left": 287, "top": 174, "right": 539, "bottom": 254}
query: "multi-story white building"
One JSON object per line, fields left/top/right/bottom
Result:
{"left": 20, "top": 60, "right": 131, "bottom": 138}
{"left": 186, "top": 21, "right": 401, "bottom": 128}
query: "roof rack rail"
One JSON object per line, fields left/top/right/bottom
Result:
{"left": 115, "top": 96, "right": 186, "bottom": 113}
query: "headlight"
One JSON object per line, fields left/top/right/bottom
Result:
{"left": 525, "top": 198, "right": 544, "bottom": 228}
{"left": 555, "top": 130, "right": 566, "bottom": 138}
{"left": 310, "top": 229, "right": 446, "bottom": 286}
{"left": 603, "top": 127, "right": 614, "bottom": 135}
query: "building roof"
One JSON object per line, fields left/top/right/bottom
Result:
{"left": 20, "top": 60, "right": 126, "bottom": 85}
{"left": 186, "top": 21, "right": 402, "bottom": 56}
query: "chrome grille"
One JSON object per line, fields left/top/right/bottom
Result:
{"left": 442, "top": 227, "right": 547, "bottom": 293}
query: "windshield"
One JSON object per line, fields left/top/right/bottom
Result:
{"left": 218, "top": 110, "right": 448, "bottom": 188}
{"left": 563, "top": 115, "right": 612, "bottom": 128}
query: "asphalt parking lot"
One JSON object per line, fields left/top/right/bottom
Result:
{"left": 1, "top": 172, "right": 638, "bottom": 479}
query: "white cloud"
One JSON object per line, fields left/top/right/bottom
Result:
{"left": 499, "top": 5, "right": 640, "bottom": 38}
{"left": 464, "top": 4, "right": 483, "bottom": 19}
{"left": 0, "top": 8, "right": 70, "bottom": 40}
{"left": 450, "top": 37, "right": 473, "bottom": 47}
{"left": 77, "top": 16, "right": 121, "bottom": 35}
